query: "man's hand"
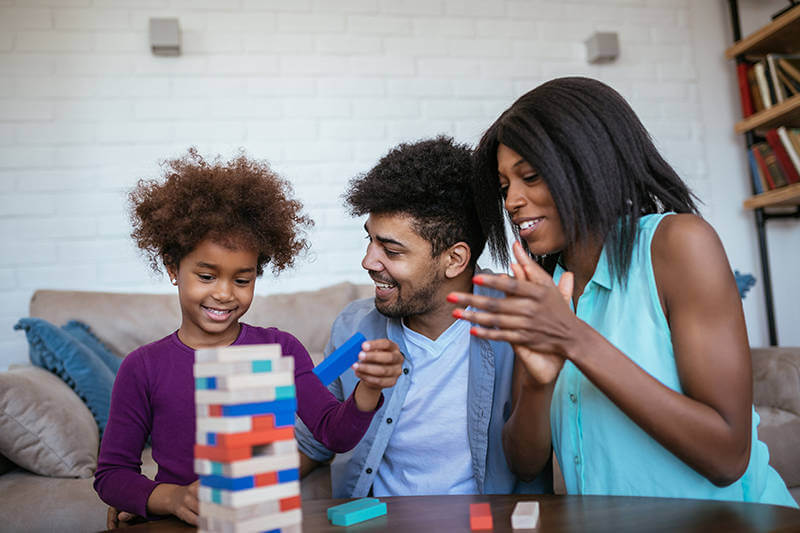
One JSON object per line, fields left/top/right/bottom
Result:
{"left": 352, "top": 338, "right": 404, "bottom": 411}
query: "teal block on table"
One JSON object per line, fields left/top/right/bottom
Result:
{"left": 326, "top": 497, "right": 380, "bottom": 520}
{"left": 329, "top": 498, "right": 387, "bottom": 526}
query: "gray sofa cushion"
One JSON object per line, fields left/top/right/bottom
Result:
{"left": 0, "top": 366, "right": 98, "bottom": 478}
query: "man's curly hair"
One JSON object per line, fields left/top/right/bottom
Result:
{"left": 129, "top": 148, "right": 312, "bottom": 276}
{"left": 345, "top": 136, "right": 485, "bottom": 265}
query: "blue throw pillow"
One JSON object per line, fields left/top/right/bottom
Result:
{"left": 14, "top": 318, "right": 115, "bottom": 437}
{"left": 62, "top": 320, "right": 123, "bottom": 374}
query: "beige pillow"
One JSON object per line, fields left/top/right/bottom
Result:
{"left": 0, "top": 365, "right": 98, "bottom": 478}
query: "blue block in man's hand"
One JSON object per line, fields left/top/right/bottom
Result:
{"left": 313, "top": 332, "right": 366, "bottom": 386}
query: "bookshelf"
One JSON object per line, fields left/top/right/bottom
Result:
{"left": 725, "top": 1, "right": 800, "bottom": 346}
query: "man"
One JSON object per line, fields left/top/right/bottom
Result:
{"left": 296, "top": 136, "right": 552, "bottom": 498}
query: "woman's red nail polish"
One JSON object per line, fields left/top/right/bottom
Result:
{"left": 446, "top": 293, "right": 459, "bottom": 303}
{"left": 453, "top": 309, "right": 463, "bottom": 319}
{"left": 473, "top": 276, "right": 484, "bottom": 286}
{"left": 470, "top": 327, "right": 480, "bottom": 336}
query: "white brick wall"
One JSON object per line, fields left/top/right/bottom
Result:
{"left": 1, "top": 0, "right": 798, "bottom": 368}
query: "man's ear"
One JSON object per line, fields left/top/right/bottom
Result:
{"left": 443, "top": 242, "right": 471, "bottom": 279}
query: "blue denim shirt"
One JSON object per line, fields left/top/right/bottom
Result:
{"left": 295, "top": 271, "right": 552, "bottom": 498}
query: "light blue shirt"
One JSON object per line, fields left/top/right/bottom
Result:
{"left": 372, "top": 315, "right": 477, "bottom": 496}
{"left": 295, "top": 268, "right": 552, "bottom": 498}
{"left": 552, "top": 213, "right": 797, "bottom": 507}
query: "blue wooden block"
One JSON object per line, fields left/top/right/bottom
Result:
{"left": 195, "top": 377, "right": 217, "bottom": 390}
{"left": 313, "top": 332, "right": 366, "bottom": 386}
{"left": 220, "top": 398, "right": 297, "bottom": 417}
{"left": 199, "top": 474, "right": 254, "bottom": 491}
{"left": 277, "top": 467, "right": 299, "bottom": 483}
{"left": 329, "top": 498, "right": 387, "bottom": 526}
{"left": 326, "top": 497, "right": 380, "bottom": 520}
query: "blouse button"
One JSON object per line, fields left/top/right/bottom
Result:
{"left": 569, "top": 393, "right": 577, "bottom": 403}
{"left": 574, "top": 455, "right": 581, "bottom": 465}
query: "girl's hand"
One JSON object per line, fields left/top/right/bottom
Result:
{"left": 166, "top": 480, "right": 199, "bottom": 525}
{"left": 352, "top": 339, "right": 404, "bottom": 411}
{"left": 450, "top": 241, "right": 576, "bottom": 385}
{"left": 106, "top": 506, "right": 138, "bottom": 529}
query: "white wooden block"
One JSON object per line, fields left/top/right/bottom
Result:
{"left": 199, "top": 508, "right": 302, "bottom": 533}
{"left": 194, "top": 357, "right": 294, "bottom": 377}
{"left": 195, "top": 344, "right": 282, "bottom": 363}
{"left": 199, "top": 481, "right": 300, "bottom": 507}
{"left": 195, "top": 383, "right": 291, "bottom": 404}
{"left": 196, "top": 415, "right": 255, "bottom": 434}
{"left": 199, "top": 490, "right": 299, "bottom": 522}
{"left": 511, "top": 501, "right": 540, "bottom": 529}
{"left": 195, "top": 451, "right": 300, "bottom": 477}
{"left": 216, "top": 371, "right": 295, "bottom": 390}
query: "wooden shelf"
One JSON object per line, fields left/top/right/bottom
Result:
{"left": 743, "top": 182, "right": 800, "bottom": 209}
{"left": 734, "top": 93, "right": 800, "bottom": 134}
{"left": 725, "top": 4, "right": 800, "bottom": 59}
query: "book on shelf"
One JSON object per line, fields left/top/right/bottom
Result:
{"left": 747, "top": 63, "right": 765, "bottom": 113}
{"left": 747, "top": 148, "right": 766, "bottom": 194}
{"left": 751, "top": 143, "right": 776, "bottom": 190}
{"left": 777, "top": 127, "right": 800, "bottom": 177}
{"left": 778, "top": 56, "right": 800, "bottom": 87}
{"left": 766, "top": 129, "right": 800, "bottom": 184}
{"left": 777, "top": 68, "right": 799, "bottom": 98}
{"left": 736, "top": 62, "right": 754, "bottom": 117}
{"left": 764, "top": 55, "right": 782, "bottom": 104}
{"left": 753, "top": 61, "right": 772, "bottom": 110}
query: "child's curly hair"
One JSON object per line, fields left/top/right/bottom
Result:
{"left": 129, "top": 148, "right": 312, "bottom": 276}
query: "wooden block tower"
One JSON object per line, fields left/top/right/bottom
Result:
{"left": 193, "top": 344, "right": 302, "bottom": 533}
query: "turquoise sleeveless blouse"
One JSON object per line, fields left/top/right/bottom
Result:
{"left": 551, "top": 213, "right": 796, "bottom": 507}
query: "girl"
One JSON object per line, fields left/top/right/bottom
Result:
{"left": 95, "top": 149, "right": 404, "bottom": 527}
{"left": 449, "top": 77, "right": 797, "bottom": 507}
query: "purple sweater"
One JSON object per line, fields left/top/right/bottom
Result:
{"left": 94, "top": 323, "right": 376, "bottom": 518}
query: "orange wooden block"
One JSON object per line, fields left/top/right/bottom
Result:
{"left": 280, "top": 495, "right": 302, "bottom": 511}
{"left": 251, "top": 414, "right": 276, "bottom": 431}
{"left": 470, "top": 503, "right": 493, "bottom": 530}
{"left": 209, "top": 405, "right": 223, "bottom": 416}
{"left": 214, "top": 426, "right": 294, "bottom": 448}
{"left": 254, "top": 471, "right": 277, "bottom": 486}
{"left": 194, "top": 444, "right": 251, "bottom": 462}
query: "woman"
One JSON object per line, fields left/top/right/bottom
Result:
{"left": 448, "top": 77, "right": 796, "bottom": 506}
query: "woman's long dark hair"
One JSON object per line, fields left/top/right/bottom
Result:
{"left": 472, "top": 77, "right": 698, "bottom": 282}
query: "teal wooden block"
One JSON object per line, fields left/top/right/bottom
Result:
{"left": 329, "top": 499, "right": 387, "bottom": 526}
{"left": 326, "top": 497, "right": 380, "bottom": 520}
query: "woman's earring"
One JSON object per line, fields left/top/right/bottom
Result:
{"left": 170, "top": 278, "right": 177, "bottom": 285}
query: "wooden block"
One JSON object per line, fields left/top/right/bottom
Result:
{"left": 328, "top": 498, "right": 386, "bottom": 526}
{"left": 195, "top": 384, "right": 295, "bottom": 404}
{"left": 208, "top": 426, "right": 295, "bottom": 448}
{"left": 198, "top": 480, "right": 300, "bottom": 508}
{"left": 199, "top": 467, "right": 298, "bottom": 491}
{"left": 194, "top": 357, "right": 293, "bottom": 378}
{"left": 196, "top": 412, "right": 294, "bottom": 440}
{"left": 511, "top": 501, "right": 540, "bottom": 529}
{"left": 195, "top": 450, "right": 299, "bottom": 477}
{"left": 196, "top": 398, "right": 297, "bottom": 418}
{"left": 198, "top": 508, "right": 301, "bottom": 533}
{"left": 313, "top": 332, "right": 365, "bottom": 386}
{"left": 470, "top": 502, "right": 493, "bottom": 530}
{"left": 195, "top": 344, "right": 282, "bottom": 363}
{"left": 199, "top": 491, "right": 300, "bottom": 522}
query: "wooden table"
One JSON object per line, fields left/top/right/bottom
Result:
{"left": 121, "top": 494, "right": 800, "bottom": 532}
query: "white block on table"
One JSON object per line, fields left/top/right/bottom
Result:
{"left": 198, "top": 480, "right": 300, "bottom": 507}
{"left": 215, "top": 371, "right": 295, "bottom": 391}
{"left": 195, "top": 344, "right": 282, "bottom": 363}
{"left": 196, "top": 414, "right": 257, "bottom": 434}
{"left": 198, "top": 508, "right": 301, "bottom": 533}
{"left": 511, "top": 501, "right": 540, "bottom": 529}
{"left": 194, "top": 357, "right": 294, "bottom": 377}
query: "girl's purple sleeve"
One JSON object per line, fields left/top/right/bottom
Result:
{"left": 93, "top": 352, "right": 162, "bottom": 519}
{"left": 286, "top": 334, "right": 381, "bottom": 453}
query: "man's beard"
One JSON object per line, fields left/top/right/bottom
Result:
{"left": 375, "top": 270, "right": 443, "bottom": 320}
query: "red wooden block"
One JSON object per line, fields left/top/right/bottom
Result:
{"left": 214, "top": 426, "right": 294, "bottom": 448}
{"left": 469, "top": 503, "right": 493, "bottom": 530}
{"left": 194, "top": 444, "right": 251, "bottom": 462}
{"left": 209, "top": 405, "right": 223, "bottom": 416}
{"left": 280, "top": 495, "right": 302, "bottom": 511}
{"left": 251, "top": 414, "right": 276, "bottom": 431}
{"left": 254, "top": 471, "right": 278, "bottom": 486}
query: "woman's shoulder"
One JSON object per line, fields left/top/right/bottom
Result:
{"left": 651, "top": 213, "right": 722, "bottom": 263}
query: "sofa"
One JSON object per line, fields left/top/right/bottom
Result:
{"left": 0, "top": 285, "right": 798, "bottom": 532}
{"left": 0, "top": 282, "right": 372, "bottom": 533}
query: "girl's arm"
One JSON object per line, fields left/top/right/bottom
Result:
{"left": 454, "top": 214, "right": 753, "bottom": 486}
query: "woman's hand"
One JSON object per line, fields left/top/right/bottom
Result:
{"left": 449, "top": 241, "right": 576, "bottom": 385}
{"left": 352, "top": 339, "right": 404, "bottom": 411}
